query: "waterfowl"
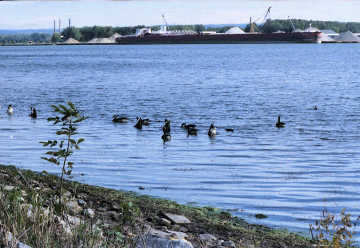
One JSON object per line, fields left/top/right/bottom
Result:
{"left": 276, "top": 115, "right": 285, "bottom": 128}
{"left": 162, "top": 119, "right": 171, "bottom": 134}
{"left": 181, "top": 123, "right": 196, "bottom": 129}
{"left": 225, "top": 128, "right": 234, "bottom": 132}
{"left": 187, "top": 126, "right": 198, "bottom": 136}
{"left": 142, "top": 118, "right": 150, "bottom": 126}
{"left": 29, "top": 107, "right": 37, "bottom": 119}
{"left": 208, "top": 123, "right": 216, "bottom": 137}
{"left": 112, "top": 115, "right": 128, "bottom": 123}
{"left": 134, "top": 117, "right": 143, "bottom": 129}
{"left": 7, "top": 105, "right": 13, "bottom": 115}
{"left": 161, "top": 133, "right": 171, "bottom": 142}
{"left": 313, "top": 105, "right": 318, "bottom": 110}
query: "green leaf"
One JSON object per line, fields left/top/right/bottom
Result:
{"left": 77, "top": 138, "right": 85, "bottom": 144}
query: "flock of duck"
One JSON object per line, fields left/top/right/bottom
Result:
{"left": 5, "top": 104, "right": 314, "bottom": 143}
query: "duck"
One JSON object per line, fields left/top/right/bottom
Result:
{"left": 162, "top": 119, "right": 171, "bottom": 134}
{"left": 276, "top": 115, "right": 285, "bottom": 128}
{"left": 29, "top": 107, "right": 37, "bottom": 119}
{"left": 225, "top": 128, "right": 234, "bottom": 132}
{"left": 134, "top": 117, "right": 143, "bottom": 129}
{"left": 7, "top": 105, "right": 13, "bottom": 115}
{"left": 208, "top": 123, "right": 216, "bottom": 137}
{"left": 112, "top": 115, "right": 128, "bottom": 123}
{"left": 313, "top": 105, "right": 318, "bottom": 110}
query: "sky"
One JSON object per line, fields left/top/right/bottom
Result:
{"left": 0, "top": 0, "right": 359, "bottom": 29}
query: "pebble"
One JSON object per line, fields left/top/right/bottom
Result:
{"left": 200, "top": 233, "right": 217, "bottom": 242}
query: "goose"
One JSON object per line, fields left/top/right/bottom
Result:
{"left": 208, "top": 123, "right": 216, "bottom": 137}
{"left": 112, "top": 115, "right": 128, "bottom": 123}
{"left": 276, "top": 115, "right": 285, "bottom": 128}
{"left": 7, "top": 105, "right": 13, "bottom": 115}
{"left": 161, "top": 133, "right": 171, "bottom": 142}
{"left": 134, "top": 117, "right": 143, "bottom": 129}
{"left": 142, "top": 118, "right": 150, "bottom": 126}
{"left": 29, "top": 107, "right": 37, "bottom": 119}
{"left": 162, "top": 119, "right": 171, "bottom": 134}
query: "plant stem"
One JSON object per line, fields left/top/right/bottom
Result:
{"left": 60, "top": 120, "right": 72, "bottom": 208}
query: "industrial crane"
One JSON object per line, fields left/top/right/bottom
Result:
{"left": 250, "top": 6, "right": 272, "bottom": 33}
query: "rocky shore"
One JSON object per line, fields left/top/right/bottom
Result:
{"left": 0, "top": 164, "right": 313, "bottom": 248}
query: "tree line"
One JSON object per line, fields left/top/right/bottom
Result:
{"left": 0, "top": 33, "right": 50, "bottom": 44}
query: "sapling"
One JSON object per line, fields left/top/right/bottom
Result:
{"left": 40, "top": 102, "right": 87, "bottom": 205}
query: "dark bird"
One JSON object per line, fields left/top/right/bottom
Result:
{"left": 142, "top": 118, "right": 150, "bottom": 126}
{"left": 276, "top": 115, "right": 285, "bottom": 128}
{"left": 187, "top": 126, "right": 198, "bottom": 136}
{"left": 7, "top": 105, "right": 13, "bottom": 115}
{"left": 181, "top": 123, "right": 197, "bottom": 129}
{"left": 161, "top": 133, "right": 171, "bottom": 142}
{"left": 29, "top": 107, "right": 37, "bottom": 119}
{"left": 313, "top": 105, "right": 318, "bottom": 110}
{"left": 134, "top": 117, "right": 143, "bottom": 129}
{"left": 162, "top": 119, "right": 171, "bottom": 134}
{"left": 208, "top": 123, "right": 216, "bottom": 137}
{"left": 225, "top": 128, "right": 234, "bottom": 132}
{"left": 112, "top": 115, "right": 128, "bottom": 123}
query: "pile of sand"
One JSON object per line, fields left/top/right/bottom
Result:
{"left": 225, "top": 27, "right": 245, "bottom": 34}
{"left": 88, "top": 38, "right": 114, "bottom": 44}
{"left": 63, "top": 38, "right": 80, "bottom": 44}
{"left": 336, "top": 31, "right": 360, "bottom": 43}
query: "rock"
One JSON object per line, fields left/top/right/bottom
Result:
{"left": 5, "top": 232, "right": 32, "bottom": 248}
{"left": 4, "top": 185, "right": 15, "bottom": 191}
{"left": 160, "top": 218, "right": 172, "bottom": 226}
{"left": 84, "top": 208, "right": 95, "bottom": 218}
{"left": 222, "top": 240, "right": 236, "bottom": 248}
{"left": 66, "top": 215, "right": 81, "bottom": 226}
{"left": 109, "top": 211, "right": 121, "bottom": 222}
{"left": 65, "top": 200, "right": 82, "bottom": 215}
{"left": 179, "top": 226, "right": 188, "bottom": 233}
{"left": 163, "top": 213, "right": 191, "bottom": 224}
{"left": 0, "top": 173, "right": 9, "bottom": 179}
{"left": 200, "top": 233, "right": 217, "bottom": 242}
{"left": 136, "top": 228, "right": 193, "bottom": 248}
{"left": 63, "top": 191, "right": 72, "bottom": 198}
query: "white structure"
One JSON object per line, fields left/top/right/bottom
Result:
{"left": 305, "top": 24, "right": 320, "bottom": 32}
{"left": 110, "top": 33, "right": 121, "bottom": 42}
{"left": 136, "top": 28, "right": 152, "bottom": 36}
{"left": 63, "top": 38, "right": 79, "bottom": 44}
{"left": 336, "top": 31, "right": 360, "bottom": 43}
{"left": 88, "top": 37, "right": 113, "bottom": 44}
{"left": 225, "top": 27, "right": 245, "bottom": 34}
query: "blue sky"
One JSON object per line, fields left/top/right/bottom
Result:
{"left": 0, "top": 0, "right": 359, "bottom": 29}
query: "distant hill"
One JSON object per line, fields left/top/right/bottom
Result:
{"left": 0, "top": 29, "right": 53, "bottom": 35}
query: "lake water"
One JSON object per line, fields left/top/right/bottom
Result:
{"left": 1, "top": 44, "right": 360, "bottom": 237}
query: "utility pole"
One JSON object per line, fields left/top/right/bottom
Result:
{"left": 53, "top": 19, "right": 56, "bottom": 33}
{"left": 58, "top": 18, "right": 61, "bottom": 33}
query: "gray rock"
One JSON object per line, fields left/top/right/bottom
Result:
{"left": 136, "top": 233, "right": 193, "bottom": 248}
{"left": 163, "top": 213, "right": 191, "bottom": 224}
{"left": 65, "top": 200, "right": 82, "bottom": 215}
{"left": 200, "top": 233, "right": 217, "bottom": 242}
{"left": 222, "top": 240, "right": 236, "bottom": 248}
{"left": 5, "top": 232, "right": 32, "bottom": 248}
{"left": 160, "top": 218, "right": 172, "bottom": 226}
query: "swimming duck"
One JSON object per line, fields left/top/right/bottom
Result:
{"left": 29, "top": 107, "right": 37, "bottom": 119}
{"left": 134, "top": 117, "right": 143, "bottom": 129}
{"left": 208, "top": 123, "right": 216, "bottom": 137}
{"left": 187, "top": 126, "right": 198, "bottom": 136}
{"left": 313, "top": 105, "right": 318, "bottom": 110}
{"left": 112, "top": 115, "right": 128, "bottom": 123}
{"left": 276, "top": 115, "right": 285, "bottom": 128}
{"left": 7, "top": 105, "right": 13, "bottom": 115}
{"left": 162, "top": 119, "right": 171, "bottom": 134}
{"left": 225, "top": 128, "right": 234, "bottom": 132}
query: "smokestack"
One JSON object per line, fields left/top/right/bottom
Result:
{"left": 68, "top": 18, "right": 71, "bottom": 28}
{"left": 53, "top": 20, "right": 56, "bottom": 33}
{"left": 58, "top": 18, "right": 61, "bottom": 33}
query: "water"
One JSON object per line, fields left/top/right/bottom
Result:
{"left": 1, "top": 44, "right": 360, "bottom": 237}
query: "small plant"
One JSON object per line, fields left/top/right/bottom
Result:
{"left": 310, "top": 208, "right": 358, "bottom": 248}
{"left": 40, "top": 102, "right": 87, "bottom": 205}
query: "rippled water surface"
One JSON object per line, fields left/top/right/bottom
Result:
{"left": 1, "top": 44, "right": 360, "bottom": 236}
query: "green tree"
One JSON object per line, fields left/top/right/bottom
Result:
{"left": 40, "top": 102, "right": 87, "bottom": 205}
{"left": 51, "top": 33, "right": 62, "bottom": 43}
{"left": 61, "top": 27, "right": 82, "bottom": 41}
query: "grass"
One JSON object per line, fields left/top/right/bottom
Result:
{"left": 0, "top": 164, "right": 316, "bottom": 248}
